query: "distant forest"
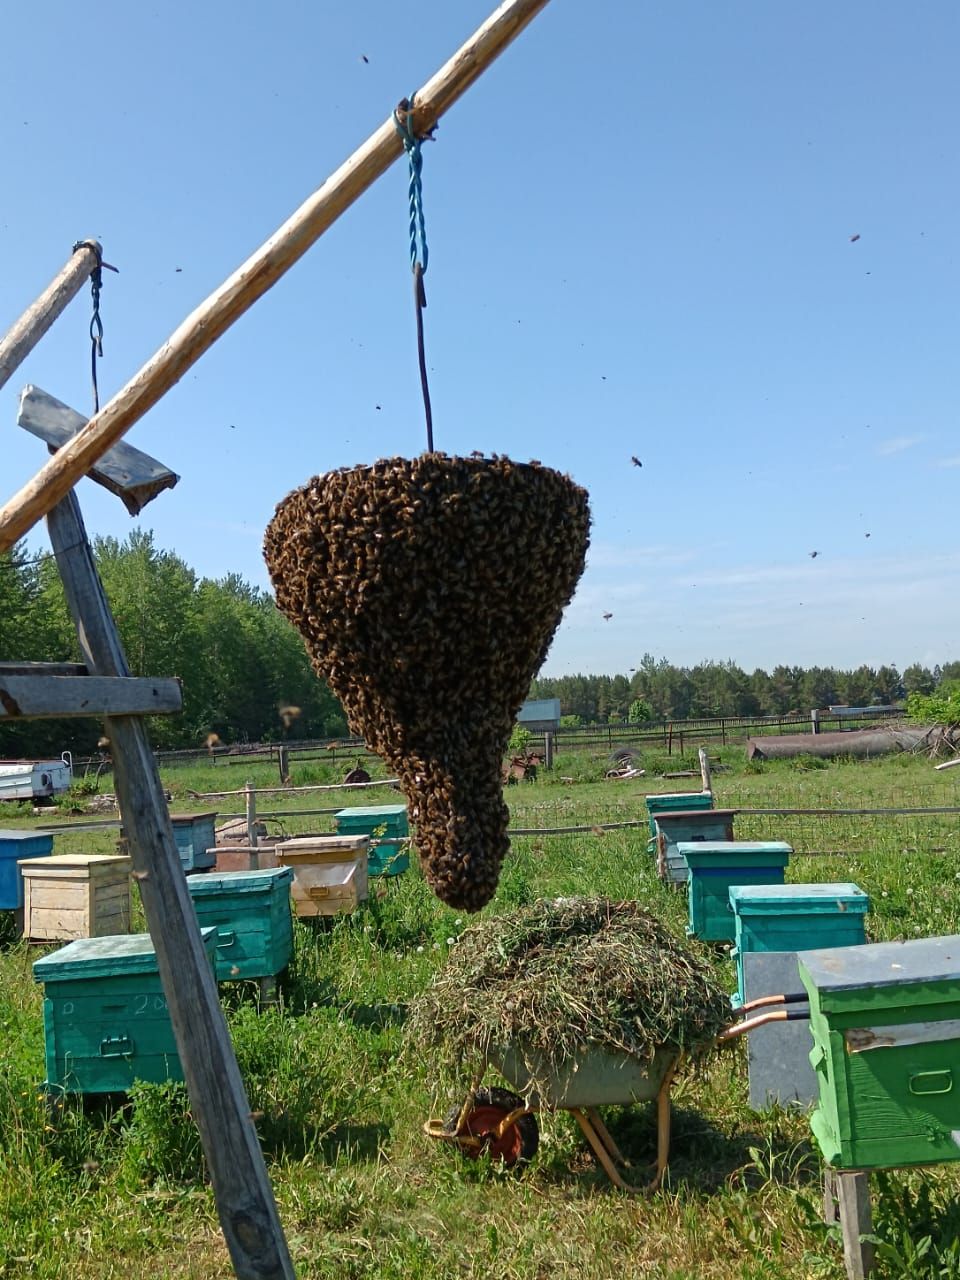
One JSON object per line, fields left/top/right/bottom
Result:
{"left": 0, "top": 532, "right": 347, "bottom": 759}
{"left": 529, "top": 656, "right": 959, "bottom": 726}
{"left": 2, "top": 533, "right": 956, "bottom": 759}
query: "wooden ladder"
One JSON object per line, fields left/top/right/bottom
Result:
{"left": 9, "top": 386, "right": 295, "bottom": 1280}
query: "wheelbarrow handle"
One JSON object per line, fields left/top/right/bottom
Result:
{"left": 736, "top": 990, "right": 809, "bottom": 1015}
{"left": 718, "top": 1007, "right": 811, "bottom": 1042}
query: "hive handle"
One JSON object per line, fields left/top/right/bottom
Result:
{"left": 99, "top": 1034, "right": 134, "bottom": 1058}
{"left": 909, "top": 1070, "right": 953, "bottom": 1096}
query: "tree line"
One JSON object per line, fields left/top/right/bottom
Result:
{"left": 0, "top": 532, "right": 347, "bottom": 759}
{"left": 4, "top": 531, "right": 957, "bottom": 759}
{"left": 530, "top": 654, "right": 959, "bottom": 725}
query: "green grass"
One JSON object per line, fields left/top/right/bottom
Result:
{"left": 2, "top": 751, "right": 960, "bottom": 1276}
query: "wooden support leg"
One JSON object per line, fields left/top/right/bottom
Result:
{"left": 47, "top": 494, "right": 294, "bottom": 1280}
{"left": 258, "top": 977, "right": 278, "bottom": 1008}
{"left": 824, "top": 1168, "right": 874, "bottom": 1280}
{"left": 838, "top": 1172, "right": 875, "bottom": 1280}
{"left": 823, "top": 1167, "right": 838, "bottom": 1225}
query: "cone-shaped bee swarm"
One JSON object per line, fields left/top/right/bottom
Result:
{"left": 264, "top": 455, "right": 590, "bottom": 910}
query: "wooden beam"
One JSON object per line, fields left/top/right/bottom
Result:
{"left": 46, "top": 493, "right": 294, "bottom": 1279}
{"left": 0, "top": 674, "right": 182, "bottom": 720}
{"left": 0, "top": 661, "right": 88, "bottom": 676}
{"left": 0, "top": 241, "right": 102, "bottom": 394}
{"left": 0, "top": 0, "right": 553, "bottom": 553}
{"left": 18, "top": 386, "right": 179, "bottom": 516}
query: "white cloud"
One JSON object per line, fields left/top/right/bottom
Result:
{"left": 935, "top": 455, "right": 960, "bottom": 469}
{"left": 877, "top": 435, "right": 925, "bottom": 457}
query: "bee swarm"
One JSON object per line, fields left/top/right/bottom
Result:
{"left": 264, "top": 454, "right": 590, "bottom": 910}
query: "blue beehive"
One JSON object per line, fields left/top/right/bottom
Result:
{"left": 334, "top": 805, "right": 409, "bottom": 876}
{"left": 0, "top": 828, "right": 53, "bottom": 909}
{"left": 186, "top": 867, "right": 294, "bottom": 982}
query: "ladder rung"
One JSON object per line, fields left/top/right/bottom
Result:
{"left": 0, "top": 674, "right": 182, "bottom": 720}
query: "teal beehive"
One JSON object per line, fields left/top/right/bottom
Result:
{"left": 644, "top": 791, "right": 713, "bottom": 837}
{"left": 186, "top": 867, "right": 293, "bottom": 982}
{"left": 0, "top": 828, "right": 53, "bottom": 909}
{"left": 681, "top": 840, "right": 791, "bottom": 941}
{"left": 33, "top": 929, "right": 218, "bottom": 1094}
{"left": 334, "top": 804, "right": 409, "bottom": 876}
{"left": 729, "top": 882, "right": 869, "bottom": 1006}
{"left": 169, "top": 812, "right": 217, "bottom": 873}
{"left": 653, "top": 809, "right": 736, "bottom": 886}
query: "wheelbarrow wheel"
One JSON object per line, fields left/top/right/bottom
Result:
{"left": 444, "top": 1087, "right": 539, "bottom": 1168}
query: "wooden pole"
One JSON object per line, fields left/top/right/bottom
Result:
{"left": 46, "top": 494, "right": 294, "bottom": 1280}
{"left": 0, "top": 0, "right": 553, "bottom": 553}
{"left": 698, "top": 746, "right": 712, "bottom": 793}
{"left": 0, "top": 241, "right": 102, "bottom": 394}
{"left": 245, "top": 780, "right": 260, "bottom": 872}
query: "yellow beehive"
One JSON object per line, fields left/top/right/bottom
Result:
{"left": 19, "top": 854, "right": 132, "bottom": 941}
{"left": 275, "top": 837, "right": 369, "bottom": 918}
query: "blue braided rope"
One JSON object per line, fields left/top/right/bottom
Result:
{"left": 395, "top": 98, "right": 428, "bottom": 275}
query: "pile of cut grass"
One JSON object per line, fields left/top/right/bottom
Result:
{"left": 405, "top": 897, "right": 731, "bottom": 1095}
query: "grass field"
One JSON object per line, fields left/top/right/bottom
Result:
{"left": 2, "top": 747, "right": 960, "bottom": 1278}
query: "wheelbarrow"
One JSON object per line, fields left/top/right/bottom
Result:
{"left": 424, "top": 991, "right": 809, "bottom": 1192}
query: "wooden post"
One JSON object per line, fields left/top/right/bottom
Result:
{"left": 667, "top": 723, "right": 673, "bottom": 756}
{"left": 544, "top": 731, "right": 554, "bottom": 770}
{"left": 46, "top": 493, "right": 294, "bottom": 1280}
{"left": 698, "top": 747, "right": 712, "bottom": 794}
{"left": 245, "top": 780, "right": 260, "bottom": 872}
{"left": 811, "top": 708, "right": 821, "bottom": 735}
{"left": 0, "top": 242, "right": 103, "bottom": 393}
{"left": 0, "top": 0, "right": 554, "bottom": 553}
{"left": 835, "top": 1171, "right": 875, "bottom": 1279}
{"left": 277, "top": 746, "right": 290, "bottom": 786}
{"left": 245, "top": 783, "right": 261, "bottom": 875}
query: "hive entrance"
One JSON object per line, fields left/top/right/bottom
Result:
{"left": 264, "top": 454, "right": 590, "bottom": 910}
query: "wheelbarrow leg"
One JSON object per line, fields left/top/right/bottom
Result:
{"left": 572, "top": 1058, "right": 678, "bottom": 1193}
{"left": 583, "top": 1107, "right": 632, "bottom": 1168}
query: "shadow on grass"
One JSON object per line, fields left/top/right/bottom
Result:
{"left": 319, "top": 1121, "right": 391, "bottom": 1164}
{"left": 532, "top": 1100, "right": 821, "bottom": 1196}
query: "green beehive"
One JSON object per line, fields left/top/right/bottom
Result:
{"left": 644, "top": 791, "right": 713, "bottom": 837}
{"left": 186, "top": 867, "right": 293, "bottom": 982}
{"left": 681, "top": 841, "right": 791, "bottom": 942}
{"left": 799, "top": 935, "right": 960, "bottom": 1169}
{"left": 334, "top": 804, "right": 409, "bottom": 876}
{"left": 33, "top": 929, "right": 218, "bottom": 1095}
{"left": 729, "top": 883, "right": 869, "bottom": 1006}
{"left": 653, "top": 809, "right": 736, "bottom": 886}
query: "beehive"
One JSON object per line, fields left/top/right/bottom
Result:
{"left": 19, "top": 854, "right": 131, "bottom": 942}
{"left": 729, "top": 883, "right": 869, "bottom": 1006}
{"left": 264, "top": 454, "right": 590, "bottom": 910}
{"left": 33, "top": 929, "right": 218, "bottom": 1094}
{"left": 799, "top": 935, "right": 960, "bottom": 1169}
{"left": 0, "top": 828, "right": 53, "bottom": 910}
{"left": 680, "top": 840, "right": 791, "bottom": 942}
{"left": 653, "top": 809, "right": 736, "bottom": 886}
{"left": 186, "top": 867, "right": 293, "bottom": 981}
{"left": 169, "top": 812, "right": 218, "bottom": 873}
{"left": 644, "top": 791, "right": 713, "bottom": 837}
{"left": 334, "top": 805, "right": 410, "bottom": 876}
{"left": 275, "top": 838, "right": 369, "bottom": 917}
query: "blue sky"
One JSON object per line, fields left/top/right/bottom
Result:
{"left": 3, "top": 1, "right": 958, "bottom": 677}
